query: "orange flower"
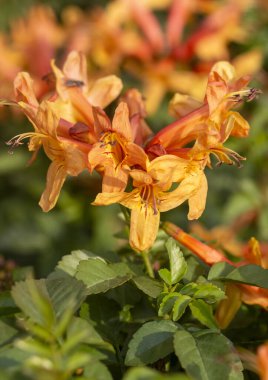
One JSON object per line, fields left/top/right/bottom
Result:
{"left": 50, "top": 51, "right": 123, "bottom": 127}
{"left": 93, "top": 154, "right": 205, "bottom": 251}
{"left": 8, "top": 72, "right": 90, "bottom": 212}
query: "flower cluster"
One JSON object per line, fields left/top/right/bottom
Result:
{"left": 6, "top": 51, "right": 259, "bottom": 252}
{"left": 0, "top": 1, "right": 262, "bottom": 115}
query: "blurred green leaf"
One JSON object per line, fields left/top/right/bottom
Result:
{"left": 174, "top": 329, "right": 243, "bottom": 380}
{"left": 208, "top": 262, "right": 268, "bottom": 288}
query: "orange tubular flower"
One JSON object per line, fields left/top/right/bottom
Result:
{"left": 93, "top": 154, "right": 205, "bottom": 252}
{"left": 147, "top": 61, "right": 259, "bottom": 165}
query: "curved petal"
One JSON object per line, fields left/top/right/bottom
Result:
{"left": 149, "top": 154, "right": 188, "bottom": 183}
{"left": 102, "top": 165, "right": 128, "bottom": 192}
{"left": 87, "top": 75, "right": 123, "bottom": 109}
{"left": 129, "top": 207, "right": 160, "bottom": 252}
{"left": 188, "top": 170, "right": 208, "bottom": 220}
{"left": 14, "top": 72, "right": 38, "bottom": 120}
{"left": 158, "top": 170, "right": 202, "bottom": 212}
{"left": 112, "top": 102, "right": 132, "bottom": 141}
{"left": 39, "top": 161, "right": 66, "bottom": 212}
{"left": 63, "top": 51, "right": 88, "bottom": 87}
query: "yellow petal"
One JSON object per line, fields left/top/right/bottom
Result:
{"left": 149, "top": 154, "right": 188, "bottom": 184}
{"left": 228, "top": 111, "right": 250, "bottom": 138}
{"left": 92, "top": 191, "right": 127, "bottom": 206}
{"left": 87, "top": 75, "right": 123, "bottom": 109}
{"left": 112, "top": 102, "right": 132, "bottom": 141}
{"left": 130, "top": 169, "right": 152, "bottom": 187}
{"left": 102, "top": 165, "right": 128, "bottom": 193}
{"left": 14, "top": 72, "right": 38, "bottom": 120}
{"left": 188, "top": 170, "right": 208, "bottom": 220}
{"left": 39, "top": 161, "right": 66, "bottom": 212}
{"left": 158, "top": 171, "right": 201, "bottom": 212}
{"left": 129, "top": 207, "right": 160, "bottom": 252}
{"left": 169, "top": 93, "right": 203, "bottom": 119}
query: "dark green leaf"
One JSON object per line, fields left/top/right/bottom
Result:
{"left": 132, "top": 276, "right": 163, "bottom": 298}
{"left": 174, "top": 329, "right": 243, "bottom": 380}
{"left": 125, "top": 320, "right": 178, "bottom": 366}
{"left": 208, "top": 262, "right": 268, "bottom": 288}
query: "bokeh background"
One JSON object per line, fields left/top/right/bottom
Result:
{"left": 0, "top": 0, "right": 267, "bottom": 276}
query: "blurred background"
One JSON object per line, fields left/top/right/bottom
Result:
{"left": 0, "top": 0, "right": 267, "bottom": 276}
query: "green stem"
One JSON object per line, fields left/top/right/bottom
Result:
{"left": 141, "top": 250, "right": 155, "bottom": 278}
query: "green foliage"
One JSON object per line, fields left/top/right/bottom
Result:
{"left": 208, "top": 262, "right": 268, "bottom": 287}
{"left": 174, "top": 329, "right": 243, "bottom": 380}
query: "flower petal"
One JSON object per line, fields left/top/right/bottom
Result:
{"left": 39, "top": 160, "right": 66, "bottom": 212}
{"left": 129, "top": 207, "right": 160, "bottom": 252}
{"left": 188, "top": 170, "right": 208, "bottom": 220}
{"left": 87, "top": 75, "right": 123, "bottom": 108}
{"left": 112, "top": 102, "right": 132, "bottom": 141}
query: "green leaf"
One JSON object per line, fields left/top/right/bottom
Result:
{"left": 0, "top": 319, "right": 18, "bottom": 346}
{"left": 123, "top": 367, "right": 190, "bottom": 379}
{"left": 158, "top": 293, "right": 179, "bottom": 317}
{"left": 166, "top": 238, "right": 187, "bottom": 284}
{"left": 46, "top": 272, "right": 87, "bottom": 318}
{"left": 125, "top": 320, "right": 178, "bottom": 366}
{"left": 82, "top": 360, "right": 113, "bottom": 380}
{"left": 172, "top": 295, "right": 191, "bottom": 321}
{"left": 180, "top": 283, "right": 198, "bottom": 296}
{"left": 193, "top": 283, "right": 225, "bottom": 303}
{"left": 0, "top": 292, "right": 18, "bottom": 316}
{"left": 174, "top": 329, "right": 243, "bottom": 380}
{"left": 189, "top": 300, "right": 218, "bottom": 329}
{"left": 158, "top": 268, "right": 172, "bottom": 285}
{"left": 11, "top": 279, "right": 55, "bottom": 328}
{"left": 208, "top": 262, "right": 268, "bottom": 288}
{"left": 75, "top": 259, "right": 133, "bottom": 294}
{"left": 132, "top": 276, "right": 163, "bottom": 298}
{"left": 57, "top": 250, "right": 99, "bottom": 276}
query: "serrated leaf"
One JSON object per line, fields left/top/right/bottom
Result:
{"left": 46, "top": 272, "right": 87, "bottom": 318}
{"left": 208, "top": 262, "right": 268, "bottom": 288}
{"left": 174, "top": 329, "right": 243, "bottom": 380}
{"left": 123, "top": 367, "right": 190, "bottom": 379}
{"left": 189, "top": 300, "right": 218, "bottom": 329}
{"left": 11, "top": 279, "right": 55, "bottom": 328}
{"left": 166, "top": 238, "right": 187, "bottom": 284}
{"left": 57, "top": 250, "right": 100, "bottom": 276}
{"left": 172, "top": 295, "right": 191, "bottom": 321}
{"left": 75, "top": 259, "right": 133, "bottom": 294}
{"left": 125, "top": 320, "right": 178, "bottom": 366}
{"left": 194, "top": 284, "right": 225, "bottom": 303}
{"left": 158, "top": 268, "right": 172, "bottom": 285}
{"left": 132, "top": 276, "right": 163, "bottom": 298}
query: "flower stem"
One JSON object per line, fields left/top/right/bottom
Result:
{"left": 141, "top": 250, "right": 155, "bottom": 278}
